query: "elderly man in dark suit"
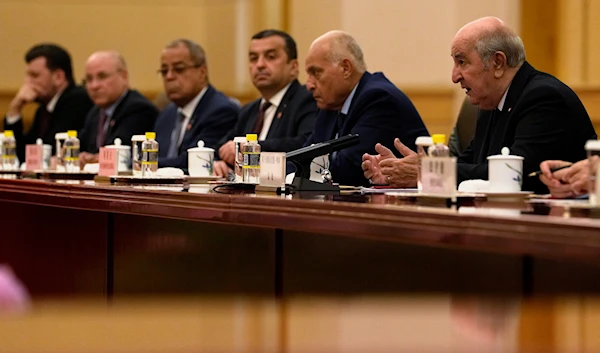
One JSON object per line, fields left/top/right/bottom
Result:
{"left": 153, "top": 39, "right": 239, "bottom": 169}
{"left": 213, "top": 29, "right": 317, "bottom": 177}
{"left": 4, "top": 44, "right": 93, "bottom": 162}
{"left": 363, "top": 16, "right": 596, "bottom": 194}
{"left": 304, "top": 30, "right": 428, "bottom": 187}
{"left": 78, "top": 51, "right": 158, "bottom": 166}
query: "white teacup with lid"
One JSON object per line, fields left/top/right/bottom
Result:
{"left": 187, "top": 140, "right": 214, "bottom": 177}
{"left": 487, "top": 147, "right": 524, "bottom": 192}
{"left": 105, "top": 138, "right": 131, "bottom": 172}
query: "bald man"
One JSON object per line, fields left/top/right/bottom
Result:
{"left": 304, "top": 31, "right": 428, "bottom": 187}
{"left": 79, "top": 51, "right": 158, "bottom": 166}
{"left": 363, "top": 16, "right": 596, "bottom": 194}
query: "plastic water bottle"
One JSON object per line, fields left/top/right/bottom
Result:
{"left": 242, "top": 133, "right": 260, "bottom": 183}
{"left": 2, "top": 130, "right": 18, "bottom": 171}
{"left": 428, "top": 134, "right": 450, "bottom": 157}
{"left": 141, "top": 132, "right": 159, "bottom": 177}
{"left": 63, "top": 130, "right": 80, "bottom": 173}
{"left": 415, "top": 136, "right": 433, "bottom": 191}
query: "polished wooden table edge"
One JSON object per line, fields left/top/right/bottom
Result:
{"left": 2, "top": 178, "right": 600, "bottom": 261}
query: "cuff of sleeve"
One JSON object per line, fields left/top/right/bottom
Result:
{"left": 5, "top": 114, "right": 21, "bottom": 125}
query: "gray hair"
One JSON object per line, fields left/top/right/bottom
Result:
{"left": 165, "top": 38, "right": 207, "bottom": 67}
{"left": 474, "top": 28, "right": 526, "bottom": 68}
{"left": 327, "top": 31, "right": 367, "bottom": 73}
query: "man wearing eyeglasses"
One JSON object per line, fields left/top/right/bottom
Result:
{"left": 4, "top": 43, "right": 93, "bottom": 163}
{"left": 78, "top": 51, "right": 158, "bottom": 167}
{"left": 153, "top": 39, "right": 239, "bottom": 169}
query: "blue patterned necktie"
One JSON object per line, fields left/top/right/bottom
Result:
{"left": 167, "top": 111, "right": 186, "bottom": 158}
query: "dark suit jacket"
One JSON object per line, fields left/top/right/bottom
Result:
{"left": 4, "top": 84, "right": 93, "bottom": 162}
{"left": 458, "top": 61, "right": 597, "bottom": 194}
{"left": 154, "top": 85, "right": 239, "bottom": 169}
{"left": 215, "top": 80, "right": 317, "bottom": 160}
{"left": 79, "top": 89, "right": 158, "bottom": 153}
{"left": 305, "top": 72, "right": 429, "bottom": 187}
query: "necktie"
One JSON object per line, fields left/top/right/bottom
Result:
{"left": 251, "top": 101, "right": 272, "bottom": 135}
{"left": 36, "top": 106, "right": 52, "bottom": 140}
{"left": 330, "top": 112, "right": 346, "bottom": 161}
{"left": 96, "top": 110, "right": 108, "bottom": 150}
{"left": 167, "top": 111, "right": 186, "bottom": 158}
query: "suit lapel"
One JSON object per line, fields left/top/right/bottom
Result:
{"left": 265, "top": 80, "right": 300, "bottom": 139}
{"left": 179, "top": 85, "right": 215, "bottom": 153}
{"left": 102, "top": 90, "right": 131, "bottom": 145}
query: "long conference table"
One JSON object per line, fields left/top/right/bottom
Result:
{"left": 1, "top": 177, "right": 600, "bottom": 298}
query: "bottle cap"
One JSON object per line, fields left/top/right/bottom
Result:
{"left": 246, "top": 134, "right": 258, "bottom": 141}
{"left": 67, "top": 130, "right": 77, "bottom": 138}
{"left": 145, "top": 132, "right": 156, "bottom": 140}
{"left": 415, "top": 136, "right": 433, "bottom": 146}
{"left": 585, "top": 139, "right": 600, "bottom": 151}
{"left": 3, "top": 130, "right": 14, "bottom": 138}
{"left": 431, "top": 134, "right": 446, "bottom": 144}
{"left": 233, "top": 136, "right": 247, "bottom": 143}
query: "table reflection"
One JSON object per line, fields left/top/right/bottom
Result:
{"left": 3, "top": 295, "right": 599, "bottom": 352}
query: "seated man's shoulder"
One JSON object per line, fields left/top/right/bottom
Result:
{"left": 205, "top": 87, "right": 240, "bottom": 114}
{"left": 63, "top": 85, "right": 92, "bottom": 103}
{"left": 523, "top": 71, "right": 580, "bottom": 102}
{"left": 124, "top": 90, "right": 158, "bottom": 110}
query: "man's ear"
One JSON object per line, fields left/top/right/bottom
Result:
{"left": 492, "top": 51, "right": 507, "bottom": 78}
{"left": 289, "top": 58, "right": 299, "bottom": 78}
{"left": 52, "top": 69, "right": 66, "bottom": 84}
{"left": 340, "top": 58, "right": 353, "bottom": 79}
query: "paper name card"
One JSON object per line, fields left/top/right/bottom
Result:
{"left": 25, "top": 144, "right": 43, "bottom": 171}
{"left": 260, "top": 152, "right": 286, "bottom": 187}
{"left": 98, "top": 147, "right": 119, "bottom": 176}
{"left": 421, "top": 156, "right": 457, "bottom": 195}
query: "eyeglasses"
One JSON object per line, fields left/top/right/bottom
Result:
{"left": 157, "top": 64, "right": 201, "bottom": 77}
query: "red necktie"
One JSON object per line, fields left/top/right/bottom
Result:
{"left": 36, "top": 107, "right": 52, "bottom": 139}
{"left": 251, "top": 101, "right": 272, "bottom": 135}
{"left": 96, "top": 110, "right": 108, "bottom": 149}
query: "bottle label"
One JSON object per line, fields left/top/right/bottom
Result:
{"left": 142, "top": 149, "right": 158, "bottom": 165}
{"left": 3, "top": 146, "right": 16, "bottom": 159}
{"left": 421, "top": 156, "right": 457, "bottom": 195}
{"left": 243, "top": 152, "right": 260, "bottom": 169}
{"left": 64, "top": 146, "right": 79, "bottom": 161}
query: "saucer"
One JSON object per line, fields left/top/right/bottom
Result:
{"left": 481, "top": 191, "right": 532, "bottom": 202}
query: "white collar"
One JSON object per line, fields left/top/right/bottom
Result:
{"left": 497, "top": 84, "right": 511, "bottom": 111}
{"left": 341, "top": 82, "right": 359, "bottom": 115}
{"left": 178, "top": 86, "right": 208, "bottom": 119}
{"left": 261, "top": 83, "right": 291, "bottom": 108}
{"left": 46, "top": 87, "right": 66, "bottom": 113}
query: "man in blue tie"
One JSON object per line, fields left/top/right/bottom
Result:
{"left": 304, "top": 30, "right": 428, "bottom": 187}
{"left": 153, "top": 39, "right": 239, "bottom": 169}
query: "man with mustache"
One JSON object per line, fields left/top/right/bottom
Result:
{"left": 213, "top": 30, "right": 317, "bottom": 177}
{"left": 362, "top": 17, "right": 596, "bottom": 194}
{"left": 153, "top": 39, "right": 239, "bottom": 169}
{"left": 4, "top": 44, "right": 93, "bottom": 162}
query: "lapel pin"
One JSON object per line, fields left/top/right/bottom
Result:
{"left": 277, "top": 112, "right": 282, "bottom": 119}
{"left": 508, "top": 107, "right": 512, "bottom": 112}
{"left": 109, "top": 120, "right": 115, "bottom": 127}
{"left": 186, "top": 123, "right": 192, "bottom": 131}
